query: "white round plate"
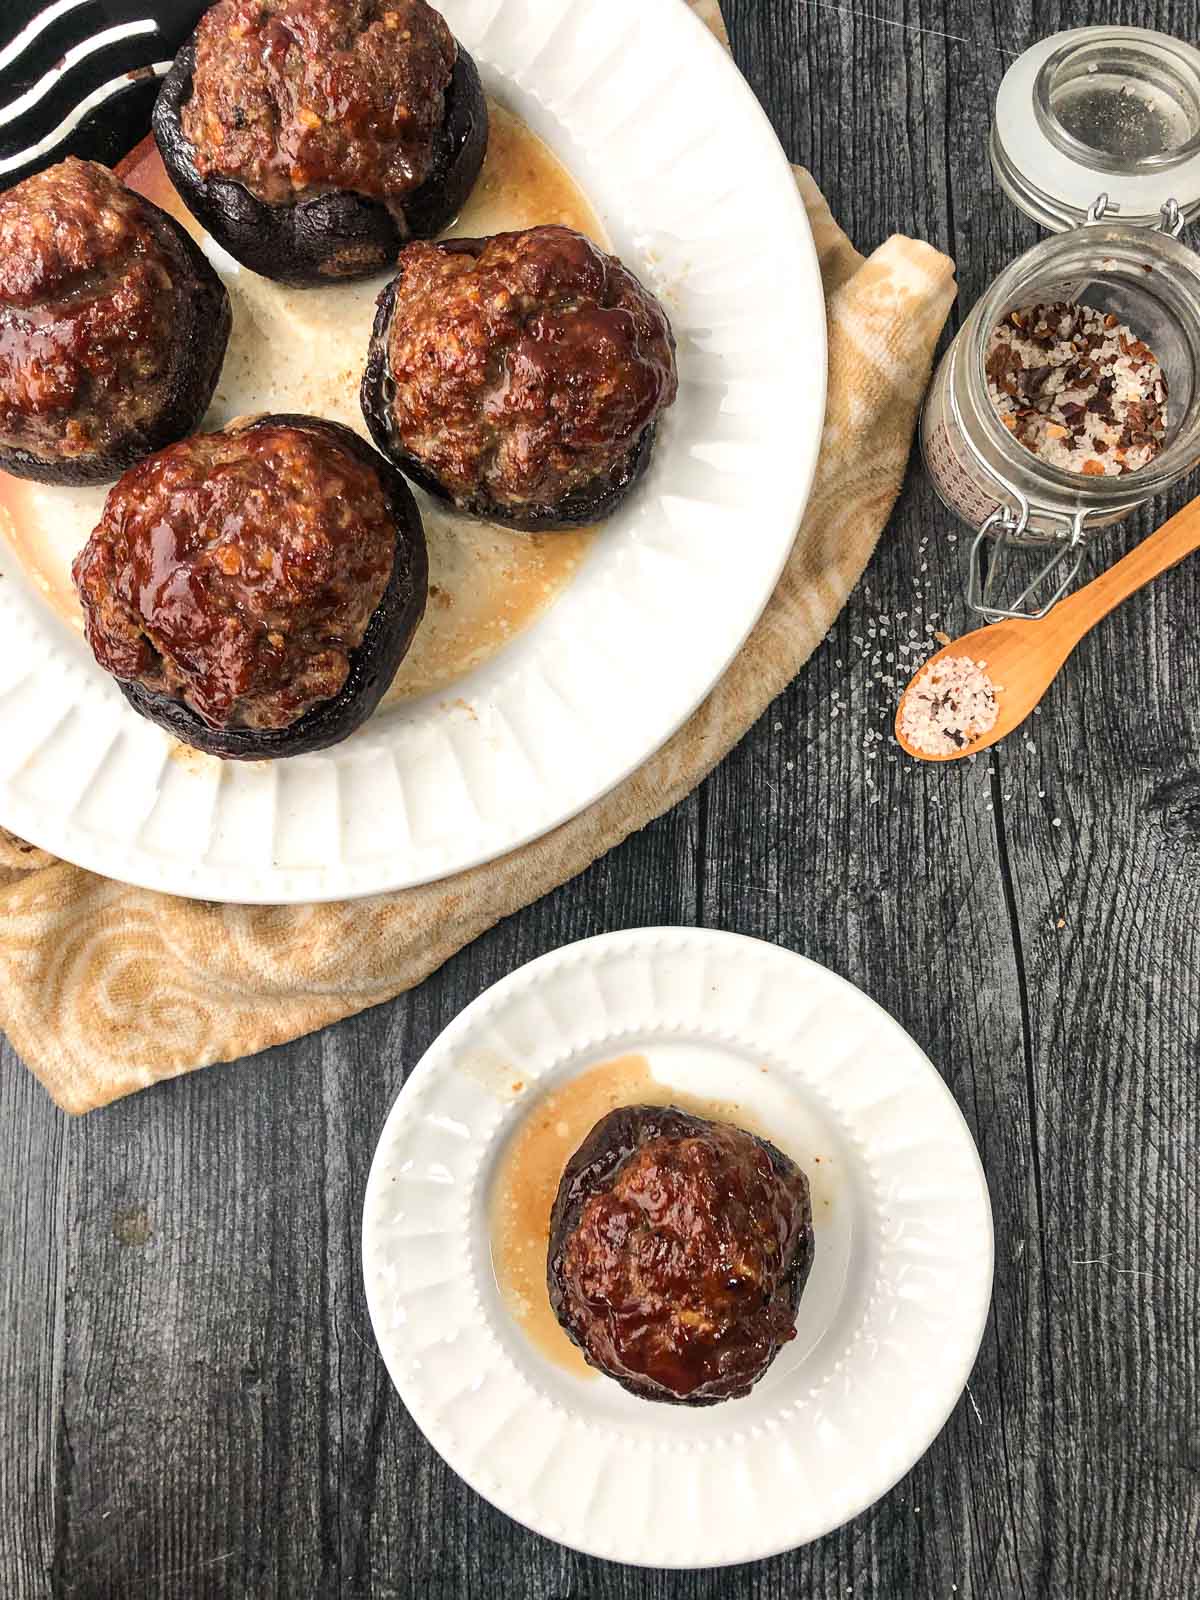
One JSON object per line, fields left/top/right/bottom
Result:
{"left": 362, "top": 929, "right": 994, "bottom": 1567}
{"left": 0, "top": 0, "right": 824, "bottom": 903}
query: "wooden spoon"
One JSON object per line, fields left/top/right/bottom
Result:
{"left": 895, "top": 491, "right": 1200, "bottom": 761}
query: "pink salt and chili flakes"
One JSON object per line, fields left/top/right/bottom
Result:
{"left": 986, "top": 301, "right": 1168, "bottom": 478}
{"left": 900, "top": 655, "right": 1000, "bottom": 756}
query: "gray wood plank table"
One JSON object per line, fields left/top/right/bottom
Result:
{"left": 3, "top": 2, "right": 1199, "bottom": 1595}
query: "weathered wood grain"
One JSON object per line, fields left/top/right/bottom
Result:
{"left": 2, "top": 1, "right": 1199, "bottom": 1596}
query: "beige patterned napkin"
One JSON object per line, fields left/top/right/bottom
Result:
{"left": 0, "top": 1, "right": 957, "bottom": 1112}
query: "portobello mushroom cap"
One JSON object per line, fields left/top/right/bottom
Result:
{"left": 360, "top": 227, "right": 677, "bottom": 531}
{"left": 547, "top": 1105, "right": 815, "bottom": 1406}
{"left": 73, "top": 414, "right": 427, "bottom": 760}
{"left": 152, "top": 19, "right": 488, "bottom": 288}
{"left": 0, "top": 159, "right": 230, "bottom": 486}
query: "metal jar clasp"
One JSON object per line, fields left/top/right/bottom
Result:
{"left": 1085, "top": 191, "right": 1186, "bottom": 237}
{"left": 967, "top": 500, "right": 1095, "bottom": 621}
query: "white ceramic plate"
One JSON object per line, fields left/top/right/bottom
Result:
{"left": 0, "top": 0, "right": 824, "bottom": 903}
{"left": 362, "top": 928, "right": 994, "bottom": 1567}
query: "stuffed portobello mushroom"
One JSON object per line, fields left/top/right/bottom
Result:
{"left": 0, "top": 159, "right": 230, "bottom": 486}
{"left": 360, "top": 224, "right": 679, "bottom": 530}
{"left": 71, "top": 414, "right": 427, "bottom": 760}
{"left": 153, "top": 0, "right": 488, "bottom": 287}
{"left": 548, "top": 1106, "right": 814, "bottom": 1405}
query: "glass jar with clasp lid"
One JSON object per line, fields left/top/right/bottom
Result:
{"left": 921, "top": 26, "right": 1200, "bottom": 619}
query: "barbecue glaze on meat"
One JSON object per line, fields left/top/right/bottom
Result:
{"left": 154, "top": 0, "right": 488, "bottom": 285}
{"left": 361, "top": 225, "right": 678, "bottom": 529}
{"left": 548, "top": 1106, "right": 814, "bottom": 1404}
{"left": 182, "top": 0, "right": 456, "bottom": 208}
{"left": 0, "top": 159, "right": 229, "bottom": 484}
{"left": 72, "top": 414, "right": 427, "bottom": 759}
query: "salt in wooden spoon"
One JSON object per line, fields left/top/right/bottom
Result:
{"left": 895, "top": 490, "right": 1200, "bottom": 761}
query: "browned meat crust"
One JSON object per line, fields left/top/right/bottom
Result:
{"left": 548, "top": 1106, "right": 814, "bottom": 1405}
{"left": 183, "top": 0, "right": 456, "bottom": 208}
{"left": 0, "top": 159, "right": 229, "bottom": 482}
{"left": 361, "top": 225, "right": 678, "bottom": 528}
{"left": 74, "top": 418, "right": 402, "bottom": 732}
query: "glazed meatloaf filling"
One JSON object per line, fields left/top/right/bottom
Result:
{"left": 182, "top": 0, "right": 457, "bottom": 207}
{"left": 0, "top": 160, "right": 178, "bottom": 463}
{"left": 549, "top": 1108, "right": 813, "bottom": 1404}
{"left": 381, "top": 225, "right": 678, "bottom": 511}
{"left": 73, "top": 424, "right": 397, "bottom": 730}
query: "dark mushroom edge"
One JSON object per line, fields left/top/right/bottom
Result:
{"left": 0, "top": 199, "right": 231, "bottom": 487}
{"left": 107, "top": 414, "right": 427, "bottom": 761}
{"left": 360, "top": 266, "right": 658, "bottom": 532}
{"left": 152, "top": 39, "right": 488, "bottom": 289}
{"left": 547, "top": 1105, "right": 815, "bottom": 1406}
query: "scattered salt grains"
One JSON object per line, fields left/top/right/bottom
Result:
{"left": 899, "top": 655, "right": 1000, "bottom": 756}
{"left": 822, "top": 585, "right": 1057, "bottom": 818}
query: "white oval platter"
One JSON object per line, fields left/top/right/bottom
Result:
{"left": 0, "top": 0, "right": 824, "bottom": 902}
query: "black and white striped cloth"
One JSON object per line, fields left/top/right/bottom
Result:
{"left": 0, "top": 0, "right": 202, "bottom": 183}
